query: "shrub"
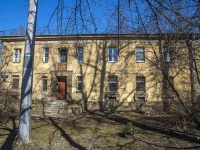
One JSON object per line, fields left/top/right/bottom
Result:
{"left": 122, "top": 122, "right": 136, "bottom": 135}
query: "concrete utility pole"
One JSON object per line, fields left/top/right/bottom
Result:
{"left": 18, "top": 0, "right": 38, "bottom": 143}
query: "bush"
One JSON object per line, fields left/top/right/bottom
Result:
{"left": 122, "top": 122, "right": 136, "bottom": 135}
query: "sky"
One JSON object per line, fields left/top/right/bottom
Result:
{"left": 0, "top": 0, "right": 114, "bottom": 35}
{"left": 0, "top": 0, "right": 63, "bottom": 32}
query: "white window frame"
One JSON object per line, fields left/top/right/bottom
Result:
{"left": 108, "top": 47, "right": 118, "bottom": 62}
{"left": 13, "top": 49, "right": 21, "bottom": 63}
{"left": 135, "top": 47, "right": 145, "bottom": 62}
{"left": 42, "top": 77, "right": 47, "bottom": 92}
{"left": 108, "top": 76, "right": 118, "bottom": 92}
{"left": 77, "top": 76, "right": 82, "bottom": 92}
{"left": 12, "top": 76, "right": 19, "bottom": 89}
{"left": 77, "top": 47, "right": 83, "bottom": 63}
{"left": 43, "top": 48, "right": 49, "bottom": 63}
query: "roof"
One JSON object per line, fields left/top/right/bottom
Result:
{"left": 0, "top": 33, "right": 200, "bottom": 42}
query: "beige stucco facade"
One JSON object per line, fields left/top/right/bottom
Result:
{"left": 1, "top": 34, "right": 199, "bottom": 112}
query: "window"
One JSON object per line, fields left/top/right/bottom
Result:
{"left": 163, "top": 51, "right": 172, "bottom": 62}
{"left": 163, "top": 48, "right": 172, "bottom": 62}
{"left": 108, "top": 47, "right": 118, "bottom": 62}
{"left": 59, "top": 50, "right": 67, "bottom": 62}
{"left": 135, "top": 47, "right": 145, "bottom": 62}
{"left": 0, "top": 48, "right": 2, "bottom": 66}
{"left": 0, "top": 40, "right": 2, "bottom": 66}
{"left": 77, "top": 47, "right": 83, "bottom": 62}
{"left": 136, "top": 76, "right": 145, "bottom": 92}
{"left": 42, "top": 77, "right": 47, "bottom": 92}
{"left": 43, "top": 48, "right": 49, "bottom": 63}
{"left": 12, "top": 76, "right": 19, "bottom": 89}
{"left": 108, "top": 76, "right": 118, "bottom": 92}
{"left": 13, "top": 49, "right": 21, "bottom": 62}
{"left": 77, "top": 76, "right": 82, "bottom": 92}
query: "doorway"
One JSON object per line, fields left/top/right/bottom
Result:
{"left": 57, "top": 78, "right": 66, "bottom": 100}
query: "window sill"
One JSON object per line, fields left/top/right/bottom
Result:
{"left": 12, "top": 88, "right": 19, "bottom": 91}
{"left": 136, "top": 60, "right": 145, "bottom": 63}
{"left": 107, "top": 91, "right": 118, "bottom": 93}
{"left": 108, "top": 61, "right": 118, "bottom": 63}
{"left": 76, "top": 91, "right": 82, "bottom": 93}
{"left": 135, "top": 91, "right": 146, "bottom": 94}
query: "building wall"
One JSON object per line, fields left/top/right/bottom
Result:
{"left": 1, "top": 35, "right": 197, "bottom": 111}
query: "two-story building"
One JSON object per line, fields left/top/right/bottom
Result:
{"left": 0, "top": 34, "right": 199, "bottom": 115}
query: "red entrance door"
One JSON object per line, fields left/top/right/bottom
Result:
{"left": 58, "top": 79, "right": 66, "bottom": 100}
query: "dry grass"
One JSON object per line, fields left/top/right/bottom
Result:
{"left": 0, "top": 112, "right": 200, "bottom": 150}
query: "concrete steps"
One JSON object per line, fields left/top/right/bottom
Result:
{"left": 45, "top": 101, "right": 83, "bottom": 117}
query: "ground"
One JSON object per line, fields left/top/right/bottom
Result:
{"left": 0, "top": 112, "right": 200, "bottom": 150}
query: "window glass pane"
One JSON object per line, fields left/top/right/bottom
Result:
{"left": 44, "top": 48, "right": 49, "bottom": 62}
{"left": 78, "top": 54, "right": 83, "bottom": 62}
{"left": 42, "top": 77, "right": 47, "bottom": 92}
{"left": 109, "top": 83, "right": 117, "bottom": 91}
{"left": 136, "top": 47, "right": 144, "bottom": 61}
{"left": 13, "top": 49, "right": 21, "bottom": 62}
{"left": 0, "top": 53, "right": 1, "bottom": 66}
{"left": 109, "top": 76, "right": 117, "bottom": 82}
{"left": 108, "top": 76, "right": 117, "bottom": 91}
{"left": 12, "top": 77, "right": 19, "bottom": 89}
{"left": 77, "top": 76, "right": 82, "bottom": 91}
{"left": 78, "top": 47, "right": 83, "bottom": 53}
{"left": 60, "top": 50, "right": 67, "bottom": 62}
{"left": 77, "top": 82, "right": 82, "bottom": 91}
{"left": 113, "top": 48, "right": 118, "bottom": 61}
{"left": 108, "top": 48, "right": 112, "bottom": 61}
{"left": 163, "top": 52, "right": 171, "bottom": 62}
{"left": 77, "top": 47, "right": 83, "bottom": 62}
{"left": 108, "top": 48, "right": 118, "bottom": 62}
{"left": 77, "top": 76, "right": 82, "bottom": 81}
{"left": 136, "top": 52, "right": 144, "bottom": 60}
{"left": 136, "top": 77, "right": 145, "bottom": 92}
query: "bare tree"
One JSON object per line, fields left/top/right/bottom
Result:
{"left": 43, "top": 0, "right": 200, "bottom": 127}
